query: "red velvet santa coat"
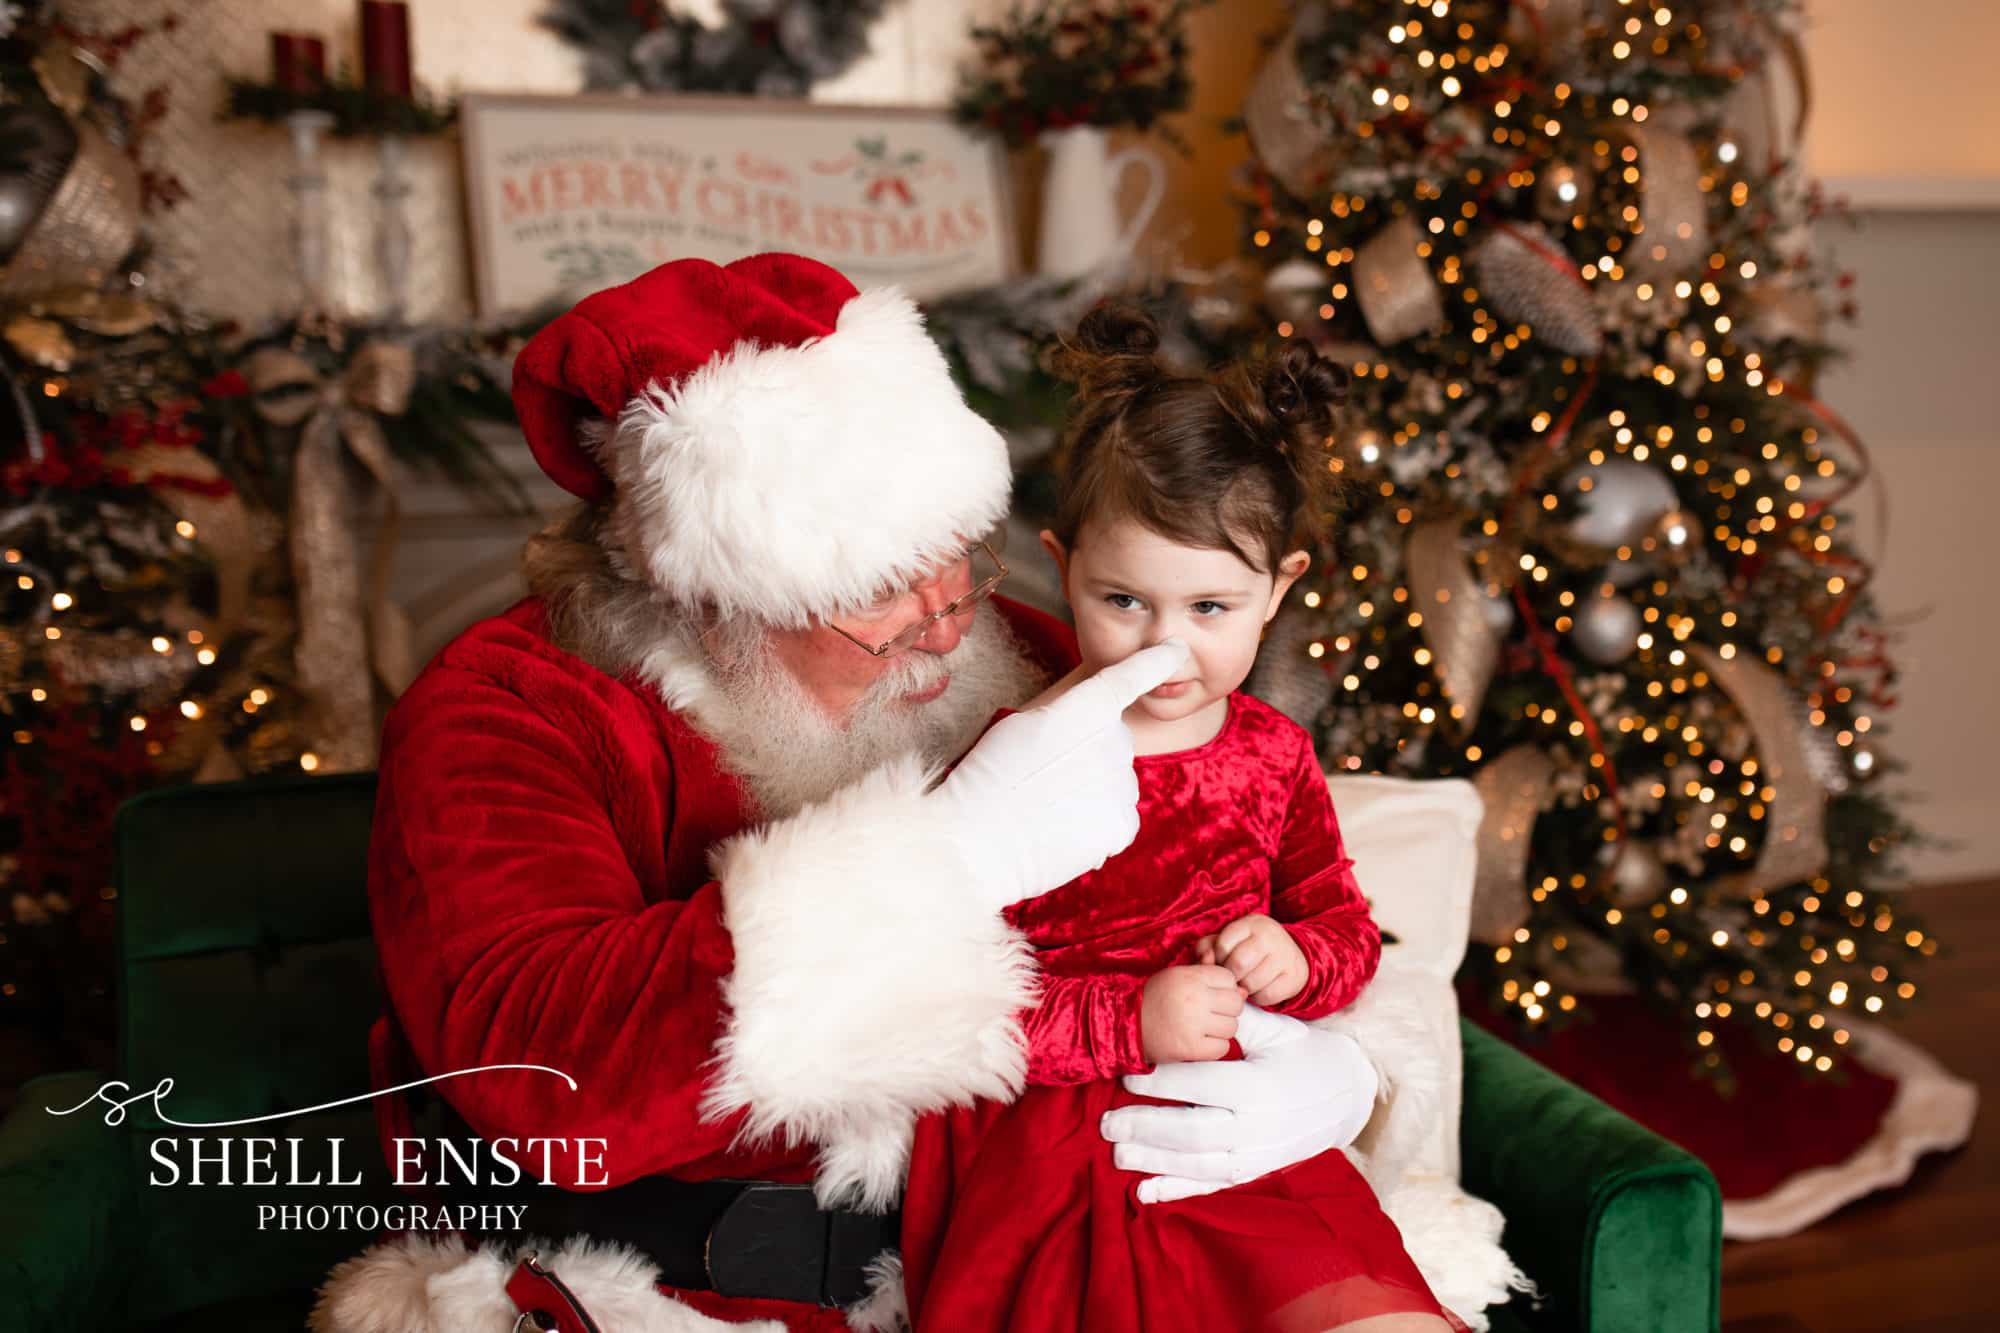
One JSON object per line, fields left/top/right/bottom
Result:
{"left": 367, "top": 593, "right": 1085, "bottom": 1329}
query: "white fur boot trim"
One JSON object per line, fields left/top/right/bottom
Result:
{"left": 308, "top": 1231, "right": 787, "bottom": 1333}
{"left": 842, "top": 1249, "right": 909, "bottom": 1333}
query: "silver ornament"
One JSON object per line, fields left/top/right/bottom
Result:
{"left": 1535, "top": 158, "right": 1594, "bottom": 227}
{"left": 1479, "top": 588, "right": 1515, "bottom": 634}
{"left": 1263, "top": 258, "right": 1326, "bottom": 327}
{"left": 1572, "top": 589, "right": 1641, "bottom": 664}
{"left": 1563, "top": 457, "right": 1678, "bottom": 551}
{"left": 1608, "top": 841, "right": 1670, "bottom": 906}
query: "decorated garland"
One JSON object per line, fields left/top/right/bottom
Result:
{"left": 953, "top": 0, "right": 1211, "bottom": 151}
{"left": 219, "top": 75, "right": 456, "bottom": 139}
{"left": 539, "top": 0, "right": 892, "bottom": 97}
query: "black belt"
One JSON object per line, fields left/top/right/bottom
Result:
{"left": 417, "top": 1099, "right": 897, "bottom": 1307}
{"left": 475, "top": 1173, "right": 900, "bottom": 1308}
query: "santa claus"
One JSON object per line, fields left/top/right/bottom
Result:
{"left": 312, "top": 254, "right": 1382, "bottom": 1332}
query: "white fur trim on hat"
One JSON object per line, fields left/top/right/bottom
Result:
{"left": 701, "top": 753, "right": 1037, "bottom": 1211}
{"left": 602, "top": 287, "right": 1012, "bottom": 628}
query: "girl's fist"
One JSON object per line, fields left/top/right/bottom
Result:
{"left": 1140, "top": 964, "right": 1245, "bottom": 1064}
{"left": 1193, "top": 914, "right": 1308, "bottom": 1006}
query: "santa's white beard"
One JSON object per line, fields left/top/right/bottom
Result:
{"left": 695, "top": 611, "right": 1042, "bottom": 820}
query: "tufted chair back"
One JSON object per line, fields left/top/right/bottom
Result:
{"left": 112, "top": 772, "right": 405, "bottom": 1324}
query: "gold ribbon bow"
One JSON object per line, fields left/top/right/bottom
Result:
{"left": 246, "top": 341, "right": 418, "bottom": 773}
{"left": 1352, "top": 216, "right": 1445, "bottom": 346}
{"left": 1406, "top": 519, "right": 1503, "bottom": 730}
{"left": 1470, "top": 745, "right": 1557, "bottom": 946}
{"left": 1688, "top": 644, "right": 1829, "bottom": 897}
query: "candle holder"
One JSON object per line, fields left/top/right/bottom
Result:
{"left": 283, "top": 108, "right": 337, "bottom": 317}
{"left": 372, "top": 134, "right": 413, "bottom": 325}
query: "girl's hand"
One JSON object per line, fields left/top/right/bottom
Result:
{"left": 1140, "top": 965, "right": 1244, "bottom": 1064}
{"left": 1195, "top": 914, "right": 1308, "bottom": 1006}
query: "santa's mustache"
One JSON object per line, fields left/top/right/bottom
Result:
{"left": 689, "top": 609, "right": 1039, "bottom": 820}
{"left": 857, "top": 629, "right": 957, "bottom": 703}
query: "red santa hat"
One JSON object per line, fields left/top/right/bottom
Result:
{"left": 512, "top": 252, "right": 1012, "bottom": 627}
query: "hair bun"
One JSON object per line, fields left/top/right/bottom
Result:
{"left": 1261, "top": 342, "right": 1347, "bottom": 436}
{"left": 1074, "top": 304, "right": 1161, "bottom": 358}
{"left": 1049, "top": 303, "right": 1163, "bottom": 396}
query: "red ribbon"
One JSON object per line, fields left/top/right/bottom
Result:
{"left": 1743, "top": 385, "right": 1895, "bottom": 704}
{"left": 1512, "top": 579, "right": 1624, "bottom": 818}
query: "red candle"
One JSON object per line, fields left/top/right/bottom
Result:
{"left": 360, "top": 1, "right": 413, "bottom": 99}
{"left": 270, "top": 32, "right": 328, "bottom": 94}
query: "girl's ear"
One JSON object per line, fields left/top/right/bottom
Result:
{"left": 1264, "top": 549, "right": 1312, "bottom": 622}
{"left": 1039, "top": 529, "right": 1072, "bottom": 593}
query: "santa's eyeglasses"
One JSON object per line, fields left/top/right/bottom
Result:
{"left": 827, "top": 540, "right": 1009, "bottom": 658}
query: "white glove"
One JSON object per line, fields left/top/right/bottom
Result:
{"left": 1099, "top": 1004, "right": 1379, "bottom": 1204}
{"left": 933, "top": 640, "right": 1190, "bottom": 915}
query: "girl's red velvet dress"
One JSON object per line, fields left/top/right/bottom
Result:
{"left": 899, "top": 691, "right": 1470, "bottom": 1333}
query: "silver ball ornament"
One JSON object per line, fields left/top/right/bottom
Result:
{"left": 1608, "top": 841, "right": 1670, "bottom": 906}
{"left": 1572, "top": 588, "right": 1641, "bottom": 664}
{"left": 1563, "top": 457, "right": 1678, "bottom": 551}
{"left": 1263, "top": 259, "right": 1325, "bottom": 327}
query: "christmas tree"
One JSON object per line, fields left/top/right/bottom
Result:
{"left": 0, "top": 11, "right": 529, "bottom": 1077}
{"left": 1237, "top": 0, "right": 1925, "bottom": 1080}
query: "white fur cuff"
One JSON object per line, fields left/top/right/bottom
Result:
{"left": 702, "top": 754, "right": 1036, "bottom": 1210}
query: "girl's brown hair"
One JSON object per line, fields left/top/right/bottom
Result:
{"left": 1047, "top": 305, "right": 1348, "bottom": 574}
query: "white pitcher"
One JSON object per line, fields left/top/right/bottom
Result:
{"left": 1036, "top": 125, "right": 1166, "bottom": 281}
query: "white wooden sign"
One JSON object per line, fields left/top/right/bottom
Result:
{"left": 460, "top": 92, "right": 1017, "bottom": 316}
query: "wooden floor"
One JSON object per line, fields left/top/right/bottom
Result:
{"left": 1718, "top": 874, "right": 1997, "bottom": 1333}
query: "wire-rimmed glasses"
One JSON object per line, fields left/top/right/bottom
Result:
{"left": 826, "top": 540, "right": 1009, "bottom": 658}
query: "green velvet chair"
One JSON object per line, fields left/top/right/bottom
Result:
{"left": 0, "top": 773, "right": 1721, "bottom": 1331}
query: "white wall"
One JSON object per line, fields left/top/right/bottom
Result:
{"left": 1808, "top": 215, "right": 2000, "bottom": 883}
{"left": 1803, "top": 1, "right": 2000, "bottom": 881}
{"left": 1804, "top": 0, "right": 2000, "bottom": 207}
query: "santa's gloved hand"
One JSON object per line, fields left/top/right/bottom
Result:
{"left": 933, "top": 639, "right": 1189, "bottom": 916}
{"left": 1098, "top": 1004, "right": 1379, "bottom": 1204}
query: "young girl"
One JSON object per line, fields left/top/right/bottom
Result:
{"left": 896, "top": 308, "right": 1468, "bottom": 1333}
